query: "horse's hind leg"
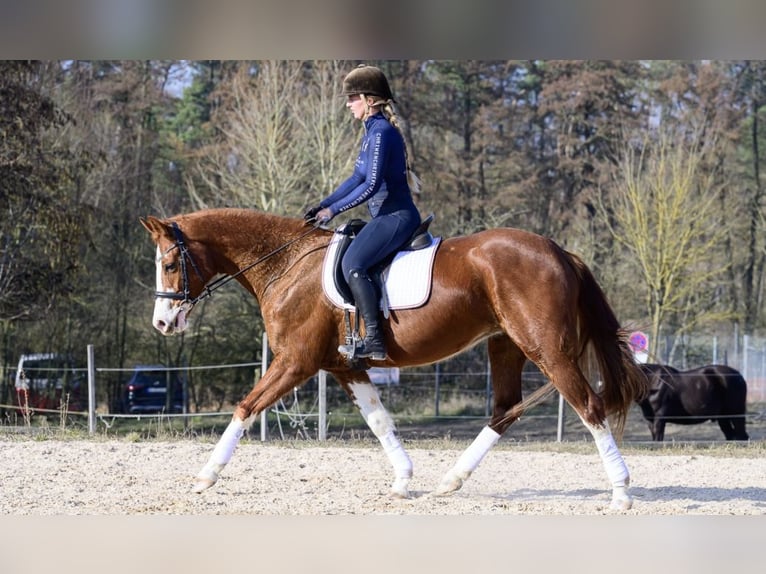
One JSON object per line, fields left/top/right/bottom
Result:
{"left": 338, "top": 373, "right": 413, "bottom": 498}
{"left": 578, "top": 416, "right": 632, "bottom": 510}
{"left": 719, "top": 417, "right": 748, "bottom": 440}
{"left": 548, "top": 358, "right": 633, "bottom": 510}
{"left": 732, "top": 416, "right": 749, "bottom": 440}
{"left": 434, "top": 334, "right": 523, "bottom": 495}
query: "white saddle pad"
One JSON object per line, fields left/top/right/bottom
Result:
{"left": 322, "top": 230, "right": 441, "bottom": 311}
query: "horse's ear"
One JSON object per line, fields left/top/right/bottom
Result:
{"left": 140, "top": 216, "right": 171, "bottom": 240}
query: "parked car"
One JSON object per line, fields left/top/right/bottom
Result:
{"left": 14, "top": 353, "right": 84, "bottom": 412}
{"left": 118, "top": 365, "right": 185, "bottom": 414}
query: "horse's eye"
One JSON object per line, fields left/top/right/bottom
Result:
{"left": 164, "top": 262, "right": 177, "bottom": 273}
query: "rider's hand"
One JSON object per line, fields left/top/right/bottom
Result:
{"left": 303, "top": 205, "right": 321, "bottom": 223}
{"left": 315, "top": 208, "right": 333, "bottom": 225}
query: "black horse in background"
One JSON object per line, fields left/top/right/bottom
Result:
{"left": 638, "top": 363, "right": 749, "bottom": 441}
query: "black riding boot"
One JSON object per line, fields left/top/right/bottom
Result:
{"left": 339, "top": 270, "right": 387, "bottom": 360}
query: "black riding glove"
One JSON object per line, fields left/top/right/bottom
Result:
{"left": 303, "top": 205, "right": 321, "bottom": 223}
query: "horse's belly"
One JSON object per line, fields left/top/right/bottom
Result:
{"left": 666, "top": 400, "right": 717, "bottom": 424}
{"left": 389, "top": 320, "right": 497, "bottom": 367}
{"left": 666, "top": 415, "right": 712, "bottom": 425}
{"left": 679, "top": 397, "right": 718, "bottom": 418}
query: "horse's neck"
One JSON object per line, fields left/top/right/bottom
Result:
{"left": 191, "top": 210, "right": 290, "bottom": 259}
{"left": 192, "top": 210, "right": 310, "bottom": 296}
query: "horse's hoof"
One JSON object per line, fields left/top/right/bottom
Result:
{"left": 609, "top": 487, "right": 633, "bottom": 511}
{"left": 609, "top": 497, "right": 633, "bottom": 511}
{"left": 431, "top": 488, "right": 456, "bottom": 498}
{"left": 192, "top": 477, "right": 216, "bottom": 493}
{"left": 390, "top": 477, "right": 411, "bottom": 499}
{"left": 433, "top": 472, "right": 464, "bottom": 496}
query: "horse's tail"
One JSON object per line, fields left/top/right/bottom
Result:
{"left": 566, "top": 251, "right": 649, "bottom": 437}
{"left": 494, "top": 248, "right": 649, "bottom": 434}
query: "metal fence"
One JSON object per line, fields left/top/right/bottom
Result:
{"left": 3, "top": 333, "right": 766, "bottom": 442}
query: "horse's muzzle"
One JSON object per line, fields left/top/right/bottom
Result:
{"left": 153, "top": 303, "right": 189, "bottom": 335}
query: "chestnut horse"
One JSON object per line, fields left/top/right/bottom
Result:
{"left": 141, "top": 208, "right": 647, "bottom": 510}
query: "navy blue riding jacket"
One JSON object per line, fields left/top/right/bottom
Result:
{"left": 319, "top": 112, "right": 421, "bottom": 280}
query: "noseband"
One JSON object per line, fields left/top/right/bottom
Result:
{"left": 155, "top": 220, "right": 322, "bottom": 309}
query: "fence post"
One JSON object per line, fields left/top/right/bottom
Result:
{"left": 318, "top": 370, "right": 327, "bottom": 441}
{"left": 556, "top": 392, "right": 565, "bottom": 442}
{"left": 260, "top": 333, "right": 269, "bottom": 441}
{"left": 434, "top": 362, "right": 441, "bottom": 416}
{"left": 182, "top": 356, "right": 189, "bottom": 432}
{"left": 761, "top": 346, "right": 766, "bottom": 403}
{"left": 743, "top": 334, "right": 749, "bottom": 380}
{"left": 87, "top": 344, "right": 96, "bottom": 435}
{"left": 485, "top": 356, "right": 492, "bottom": 417}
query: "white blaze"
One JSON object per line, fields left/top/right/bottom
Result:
{"left": 152, "top": 245, "right": 187, "bottom": 333}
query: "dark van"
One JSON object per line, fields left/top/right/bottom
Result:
{"left": 119, "top": 365, "right": 185, "bottom": 414}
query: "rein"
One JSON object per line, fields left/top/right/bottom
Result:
{"left": 155, "top": 221, "right": 322, "bottom": 308}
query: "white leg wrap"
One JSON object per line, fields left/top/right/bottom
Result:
{"left": 435, "top": 426, "right": 500, "bottom": 495}
{"left": 453, "top": 425, "right": 501, "bottom": 477}
{"left": 209, "top": 417, "right": 246, "bottom": 466}
{"left": 581, "top": 418, "right": 633, "bottom": 510}
{"left": 194, "top": 418, "right": 245, "bottom": 491}
{"left": 582, "top": 419, "right": 629, "bottom": 486}
{"left": 349, "top": 382, "right": 413, "bottom": 497}
{"left": 379, "top": 429, "right": 413, "bottom": 479}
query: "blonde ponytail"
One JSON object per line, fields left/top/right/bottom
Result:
{"left": 382, "top": 101, "right": 422, "bottom": 196}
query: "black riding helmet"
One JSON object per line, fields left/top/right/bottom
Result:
{"left": 341, "top": 65, "right": 395, "bottom": 102}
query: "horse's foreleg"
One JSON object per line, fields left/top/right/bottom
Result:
{"left": 718, "top": 417, "right": 737, "bottom": 440}
{"left": 347, "top": 380, "right": 413, "bottom": 498}
{"left": 580, "top": 416, "right": 632, "bottom": 510}
{"left": 192, "top": 413, "right": 257, "bottom": 493}
{"left": 192, "top": 357, "right": 308, "bottom": 493}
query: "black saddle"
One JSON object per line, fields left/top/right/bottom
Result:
{"left": 332, "top": 213, "right": 435, "bottom": 305}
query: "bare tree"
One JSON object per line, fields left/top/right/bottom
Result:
{"left": 601, "top": 125, "right": 736, "bottom": 359}
{"left": 190, "top": 60, "right": 357, "bottom": 215}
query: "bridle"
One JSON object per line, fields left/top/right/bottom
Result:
{"left": 154, "top": 220, "right": 321, "bottom": 310}
{"left": 154, "top": 222, "right": 209, "bottom": 307}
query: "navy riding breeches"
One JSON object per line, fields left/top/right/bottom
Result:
{"left": 341, "top": 209, "right": 420, "bottom": 282}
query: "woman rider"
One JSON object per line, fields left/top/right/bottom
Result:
{"left": 304, "top": 65, "right": 422, "bottom": 360}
